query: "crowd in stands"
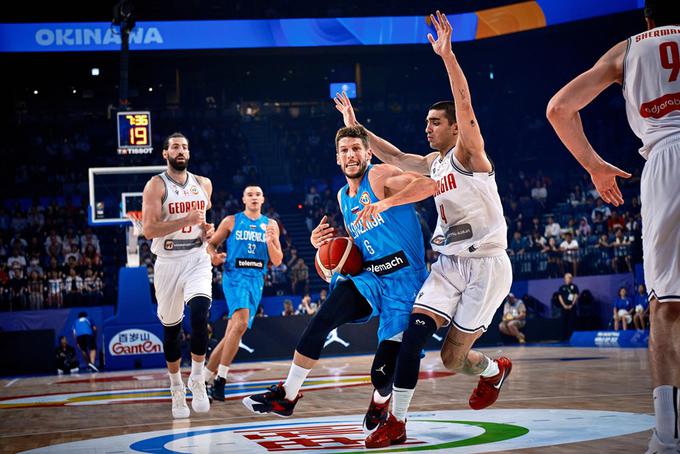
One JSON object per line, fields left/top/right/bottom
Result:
{"left": 0, "top": 202, "right": 105, "bottom": 311}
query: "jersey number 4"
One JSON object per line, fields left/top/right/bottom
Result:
{"left": 659, "top": 41, "right": 680, "bottom": 82}
{"left": 439, "top": 204, "right": 448, "bottom": 224}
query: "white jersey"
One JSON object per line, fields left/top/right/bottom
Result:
{"left": 429, "top": 149, "right": 507, "bottom": 256}
{"left": 150, "top": 171, "right": 209, "bottom": 258}
{"left": 623, "top": 25, "right": 680, "bottom": 159}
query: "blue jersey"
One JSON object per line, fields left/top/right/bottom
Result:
{"left": 615, "top": 297, "right": 633, "bottom": 311}
{"left": 224, "top": 212, "right": 270, "bottom": 278}
{"left": 340, "top": 165, "right": 426, "bottom": 275}
{"left": 338, "top": 165, "right": 427, "bottom": 342}
{"left": 73, "top": 317, "right": 93, "bottom": 337}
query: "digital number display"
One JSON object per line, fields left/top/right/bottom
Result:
{"left": 117, "top": 111, "right": 153, "bottom": 155}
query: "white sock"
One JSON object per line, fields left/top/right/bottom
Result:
{"left": 204, "top": 368, "right": 215, "bottom": 384}
{"left": 283, "top": 363, "right": 311, "bottom": 400}
{"left": 169, "top": 371, "right": 183, "bottom": 387}
{"left": 653, "top": 386, "right": 678, "bottom": 444}
{"left": 217, "top": 365, "right": 229, "bottom": 379}
{"left": 392, "top": 386, "right": 415, "bottom": 422}
{"left": 373, "top": 389, "right": 391, "bottom": 404}
{"left": 190, "top": 360, "right": 203, "bottom": 379}
{"left": 480, "top": 358, "right": 500, "bottom": 378}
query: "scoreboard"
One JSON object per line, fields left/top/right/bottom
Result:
{"left": 117, "top": 111, "right": 153, "bottom": 155}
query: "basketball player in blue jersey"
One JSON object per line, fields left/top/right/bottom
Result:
{"left": 243, "top": 125, "right": 436, "bottom": 422}
{"left": 335, "top": 12, "right": 513, "bottom": 447}
{"left": 204, "top": 185, "right": 283, "bottom": 401}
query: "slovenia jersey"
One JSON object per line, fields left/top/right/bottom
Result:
{"left": 224, "top": 211, "right": 270, "bottom": 278}
{"left": 340, "top": 165, "right": 425, "bottom": 276}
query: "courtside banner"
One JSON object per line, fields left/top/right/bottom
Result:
{"left": 0, "top": 1, "right": 643, "bottom": 53}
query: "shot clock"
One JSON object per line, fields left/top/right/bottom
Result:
{"left": 117, "top": 111, "right": 153, "bottom": 155}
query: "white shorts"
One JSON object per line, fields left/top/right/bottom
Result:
{"left": 414, "top": 253, "right": 512, "bottom": 333}
{"left": 617, "top": 309, "right": 632, "bottom": 323}
{"left": 153, "top": 250, "right": 212, "bottom": 326}
{"left": 641, "top": 136, "right": 680, "bottom": 302}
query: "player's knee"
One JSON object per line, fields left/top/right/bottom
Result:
{"left": 401, "top": 313, "right": 437, "bottom": 358}
{"left": 228, "top": 316, "right": 249, "bottom": 335}
{"left": 163, "top": 322, "right": 182, "bottom": 363}
{"left": 440, "top": 349, "right": 465, "bottom": 372}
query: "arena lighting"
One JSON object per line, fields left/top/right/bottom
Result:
{"left": 91, "top": 67, "right": 100, "bottom": 76}
{"left": 147, "top": 87, "right": 152, "bottom": 92}
{"left": 33, "top": 89, "right": 38, "bottom": 94}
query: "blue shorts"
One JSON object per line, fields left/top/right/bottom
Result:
{"left": 223, "top": 272, "right": 264, "bottom": 329}
{"left": 348, "top": 267, "right": 428, "bottom": 343}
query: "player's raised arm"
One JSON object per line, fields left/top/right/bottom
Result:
{"left": 141, "top": 176, "right": 204, "bottom": 239}
{"left": 334, "top": 92, "right": 436, "bottom": 174}
{"left": 429, "top": 11, "right": 484, "bottom": 156}
{"left": 355, "top": 164, "right": 436, "bottom": 227}
{"left": 546, "top": 40, "right": 632, "bottom": 206}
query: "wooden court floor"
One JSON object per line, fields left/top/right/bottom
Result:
{"left": 0, "top": 346, "right": 654, "bottom": 453}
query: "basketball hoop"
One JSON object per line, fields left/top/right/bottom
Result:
{"left": 125, "top": 210, "right": 143, "bottom": 268}
{"left": 126, "top": 210, "right": 143, "bottom": 237}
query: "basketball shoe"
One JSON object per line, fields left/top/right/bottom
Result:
{"left": 469, "top": 356, "right": 512, "bottom": 410}
{"left": 170, "top": 384, "right": 190, "bottom": 419}
{"left": 242, "top": 382, "right": 302, "bottom": 417}
{"left": 187, "top": 375, "right": 210, "bottom": 413}
{"left": 362, "top": 394, "right": 391, "bottom": 435}
{"left": 365, "top": 413, "right": 407, "bottom": 449}
{"left": 211, "top": 376, "right": 226, "bottom": 402}
{"left": 645, "top": 429, "right": 680, "bottom": 454}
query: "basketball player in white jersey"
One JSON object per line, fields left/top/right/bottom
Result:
{"left": 141, "top": 132, "right": 215, "bottom": 419}
{"left": 335, "top": 12, "right": 512, "bottom": 447}
{"left": 547, "top": 2, "right": 680, "bottom": 451}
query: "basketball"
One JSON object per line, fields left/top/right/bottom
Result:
{"left": 314, "top": 237, "right": 363, "bottom": 283}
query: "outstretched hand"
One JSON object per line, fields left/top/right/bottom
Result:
{"left": 333, "top": 91, "right": 359, "bottom": 128}
{"left": 589, "top": 161, "right": 632, "bottom": 206}
{"left": 427, "top": 10, "right": 453, "bottom": 58}
{"left": 353, "top": 200, "right": 389, "bottom": 229}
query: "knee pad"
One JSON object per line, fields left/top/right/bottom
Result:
{"left": 188, "top": 296, "right": 211, "bottom": 356}
{"left": 371, "top": 340, "right": 400, "bottom": 396}
{"left": 394, "top": 313, "right": 437, "bottom": 389}
{"left": 163, "top": 322, "right": 182, "bottom": 363}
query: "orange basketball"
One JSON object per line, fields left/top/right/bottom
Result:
{"left": 314, "top": 237, "right": 363, "bottom": 283}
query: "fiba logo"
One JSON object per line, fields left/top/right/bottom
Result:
{"left": 359, "top": 191, "right": 371, "bottom": 206}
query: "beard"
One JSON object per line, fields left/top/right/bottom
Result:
{"left": 342, "top": 160, "right": 368, "bottom": 179}
{"left": 168, "top": 155, "right": 188, "bottom": 171}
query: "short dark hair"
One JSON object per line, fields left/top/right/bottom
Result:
{"left": 645, "top": 0, "right": 680, "bottom": 27}
{"left": 163, "top": 132, "right": 188, "bottom": 150}
{"left": 78, "top": 312, "right": 87, "bottom": 318}
{"left": 428, "top": 101, "right": 457, "bottom": 124}
{"left": 335, "top": 125, "right": 370, "bottom": 150}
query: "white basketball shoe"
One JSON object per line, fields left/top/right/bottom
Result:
{"left": 188, "top": 375, "right": 211, "bottom": 413}
{"left": 170, "top": 384, "right": 190, "bottom": 419}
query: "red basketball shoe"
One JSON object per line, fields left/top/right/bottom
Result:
{"left": 362, "top": 394, "right": 391, "bottom": 435}
{"left": 242, "top": 382, "right": 302, "bottom": 417}
{"left": 365, "top": 414, "right": 407, "bottom": 449}
{"left": 468, "top": 356, "right": 512, "bottom": 410}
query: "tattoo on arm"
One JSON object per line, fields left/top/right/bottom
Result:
{"left": 445, "top": 337, "right": 464, "bottom": 347}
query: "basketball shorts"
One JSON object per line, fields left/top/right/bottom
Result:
{"left": 617, "top": 309, "right": 632, "bottom": 323}
{"left": 414, "top": 252, "right": 512, "bottom": 333}
{"left": 641, "top": 135, "right": 680, "bottom": 302}
{"left": 76, "top": 334, "right": 95, "bottom": 352}
{"left": 223, "top": 271, "right": 264, "bottom": 329}
{"left": 153, "top": 249, "right": 212, "bottom": 326}
{"left": 349, "top": 267, "right": 428, "bottom": 343}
